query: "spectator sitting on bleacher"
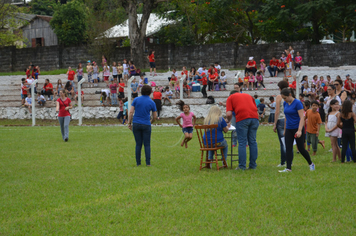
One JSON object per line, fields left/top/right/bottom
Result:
{"left": 214, "top": 62, "right": 221, "bottom": 74}
{"left": 280, "top": 53, "right": 286, "bottom": 63}
{"left": 25, "top": 93, "right": 32, "bottom": 116}
{"left": 208, "top": 68, "right": 219, "bottom": 91}
{"left": 74, "top": 90, "right": 84, "bottom": 106}
{"left": 169, "top": 74, "right": 177, "bottom": 90}
{"left": 56, "top": 79, "right": 63, "bottom": 97}
{"left": 183, "top": 81, "right": 191, "bottom": 98}
{"left": 267, "top": 56, "right": 278, "bottom": 77}
{"left": 37, "top": 92, "right": 46, "bottom": 106}
{"left": 197, "top": 65, "right": 208, "bottom": 79}
{"left": 41, "top": 79, "right": 54, "bottom": 100}
{"left": 174, "top": 80, "right": 180, "bottom": 98}
{"left": 168, "top": 68, "right": 178, "bottom": 82}
{"left": 163, "top": 86, "right": 173, "bottom": 105}
{"left": 189, "top": 67, "right": 199, "bottom": 82}
{"left": 245, "top": 57, "right": 257, "bottom": 75}
{"left": 26, "top": 76, "right": 36, "bottom": 94}
{"left": 294, "top": 52, "right": 302, "bottom": 70}
{"left": 259, "top": 59, "right": 266, "bottom": 76}
{"left": 180, "top": 66, "right": 188, "bottom": 80}
{"left": 219, "top": 71, "right": 227, "bottom": 90}
{"left": 275, "top": 59, "right": 286, "bottom": 77}
{"left": 64, "top": 81, "right": 75, "bottom": 100}
{"left": 131, "top": 78, "right": 139, "bottom": 98}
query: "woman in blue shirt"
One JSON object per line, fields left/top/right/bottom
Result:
{"left": 203, "top": 106, "right": 229, "bottom": 168}
{"left": 280, "top": 88, "right": 315, "bottom": 172}
{"left": 128, "top": 85, "right": 157, "bottom": 166}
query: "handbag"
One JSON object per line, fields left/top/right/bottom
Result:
{"left": 59, "top": 98, "right": 72, "bottom": 120}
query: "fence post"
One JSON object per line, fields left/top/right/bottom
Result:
{"left": 296, "top": 71, "right": 301, "bottom": 98}
{"left": 31, "top": 80, "right": 38, "bottom": 126}
{"left": 78, "top": 78, "right": 86, "bottom": 126}
{"left": 180, "top": 74, "right": 186, "bottom": 100}
{"left": 234, "top": 71, "right": 241, "bottom": 84}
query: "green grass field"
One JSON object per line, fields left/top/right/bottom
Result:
{"left": 1, "top": 125, "right": 356, "bottom": 235}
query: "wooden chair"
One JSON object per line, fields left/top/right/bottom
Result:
{"left": 195, "top": 124, "right": 228, "bottom": 171}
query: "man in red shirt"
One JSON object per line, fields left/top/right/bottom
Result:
{"left": 245, "top": 57, "right": 257, "bottom": 75}
{"left": 267, "top": 56, "right": 278, "bottom": 77}
{"left": 226, "top": 93, "right": 259, "bottom": 170}
{"left": 276, "top": 59, "right": 286, "bottom": 77}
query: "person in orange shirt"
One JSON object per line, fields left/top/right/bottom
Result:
{"left": 147, "top": 50, "right": 156, "bottom": 76}
{"left": 305, "top": 101, "right": 325, "bottom": 156}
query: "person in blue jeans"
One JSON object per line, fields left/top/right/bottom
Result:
{"left": 273, "top": 80, "right": 289, "bottom": 167}
{"left": 128, "top": 85, "right": 157, "bottom": 166}
{"left": 203, "top": 106, "right": 229, "bottom": 168}
{"left": 226, "top": 93, "right": 259, "bottom": 170}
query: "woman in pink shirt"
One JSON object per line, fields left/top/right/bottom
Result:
{"left": 175, "top": 100, "right": 197, "bottom": 148}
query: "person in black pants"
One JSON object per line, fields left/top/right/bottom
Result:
{"left": 279, "top": 88, "right": 315, "bottom": 172}
{"left": 198, "top": 72, "right": 208, "bottom": 98}
{"left": 337, "top": 100, "right": 356, "bottom": 163}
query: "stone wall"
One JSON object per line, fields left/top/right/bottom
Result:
{"left": 0, "top": 105, "right": 230, "bottom": 120}
{"left": 2, "top": 41, "right": 356, "bottom": 72}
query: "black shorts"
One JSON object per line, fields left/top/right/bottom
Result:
{"left": 118, "top": 74, "right": 122, "bottom": 80}
{"left": 149, "top": 62, "right": 156, "bottom": 68}
{"left": 113, "top": 75, "right": 118, "bottom": 79}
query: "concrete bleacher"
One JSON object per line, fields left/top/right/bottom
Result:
{"left": 1, "top": 65, "right": 355, "bottom": 110}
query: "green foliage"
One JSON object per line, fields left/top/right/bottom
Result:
{"left": 0, "top": 3, "right": 27, "bottom": 48}
{"left": 50, "top": 0, "right": 89, "bottom": 46}
{"left": 29, "top": 0, "right": 58, "bottom": 16}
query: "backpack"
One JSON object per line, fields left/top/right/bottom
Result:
{"left": 206, "top": 96, "right": 215, "bottom": 104}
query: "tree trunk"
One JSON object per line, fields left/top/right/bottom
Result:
{"left": 125, "top": 0, "right": 155, "bottom": 70}
{"left": 311, "top": 20, "right": 320, "bottom": 44}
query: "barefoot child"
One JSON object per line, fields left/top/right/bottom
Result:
{"left": 175, "top": 100, "right": 197, "bottom": 148}
{"left": 305, "top": 100, "right": 325, "bottom": 156}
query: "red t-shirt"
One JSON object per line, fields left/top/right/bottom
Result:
{"left": 148, "top": 54, "right": 155, "bottom": 62}
{"left": 45, "top": 83, "right": 53, "bottom": 92}
{"left": 68, "top": 71, "right": 75, "bottom": 81}
{"left": 109, "top": 83, "right": 118, "bottom": 94}
{"left": 226, "top": 93, "right": 258, "bottom": 123}
{"left": 153, "top": 91, "right": 162, "bottom": 100}
{"left": 278, "top": 62, "right": 285, "bottom": 68}
{"left": 286, "top": 54, "right": 292, "bottom": 63}
{"left": 209, "top": 72, "right": 219, "bottom": 81}
{"left": 171, "top": 77, "right": 177, "bottom": 82}
{"left": 270, "top": 59, "right": 278, "bottom": 66}
{"left": 198, "top": 77, "right": 207, "bottom": 85}
{"left": 344, "top": 81, "right": 354, "bottom": 91}
{"left": 57, "top": 97, "right": 71, "bottom": 117}
{"left": 181, "top": 70, "right": 188, "bottom": 76}
{"left": 247, "top": 61, "right": 257, "bottom": 69}
{"left": 118, "top": 83, "right": 125, "bottom": 92}
{"left": 21, "top": 85, "right": 28, "bottom": 95}
{"left": 26, "top": 69, "right": 30, "bottom": 77}
{"left": 76, "top": 91, "right": 84, "bottom": 95}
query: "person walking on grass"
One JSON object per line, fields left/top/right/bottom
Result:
{"left": 279, "top": 88, "right": 315, "bottom": 172}
{"left": 337, "top": 100, "right": 356, "bottom": 163}
{"left": 56, "top": 90, "right": 72, "bottom": 142}
{"left": 305, "top": 100, "right": 325, "bottom": 156}
{"left": 175, "top": 100, "right": 197, "bottom": 148}
{"left": 128, "top": 85, "right": 157, "bottom": 166}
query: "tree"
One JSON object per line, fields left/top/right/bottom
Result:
{"left": 120, "top": 0, "right": 166, "bottom": 69}
{"left": 50, "top": 0, "right": 89, "bottom": 46}
{"left": 0, "top": 2, "right": 27, "bottom": 47}
{"left": 29, "top": 0, "right": 58, "bottom": 16}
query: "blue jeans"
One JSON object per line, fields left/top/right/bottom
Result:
{"left": 208, "top": 139, "right": 228, "bottom": 162}
{"left": 219, "top": 81, "right": 226, "bottom": 89}
{"left": 58, "top": 116, "right": 70, "bottom": 140}
{"left": 111, "top": 93, "right": 118, "bottom": 105}
{"left": 132, "top": 123, "right": 151, "bottom": 165}
{"left": 276, "top": 118, "right": 286, "bottom": 165}
{"left": 236, "top": 118, "right": 259, "bottom": 169}
{"left": 267, "top": 66, "right": 277, "bottom": 77}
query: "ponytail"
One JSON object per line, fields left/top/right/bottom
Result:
{"left": 281, "top": 87, "right": 295, "bottom": 98}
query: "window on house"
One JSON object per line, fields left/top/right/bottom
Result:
{"left": 31, "top": 38, "right": 44, "bottom": 47}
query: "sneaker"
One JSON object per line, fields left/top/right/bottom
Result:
{"left": 279, "top": 168, "right": 292, "bottom": 172}
{"left": 328, "top": 148, "right": 333, "bottom": 152}
{"left": 255, "top": 88, "right": 257, "bottom": 90}
{"left": 277, "top": 163, "right": 286, "bottom": 167}
{"left": 154, "top": 73, "right": 157, "bottom": 76}
{"left": 246, "top": 88, "right": 249, "bottom": 90}
{"left": 263, "top": 88, "right": 266, "bottom": 90}
{"left": 310, "top": 163, "right": 315, "bottom": 171}
{"left": 64, "top": 138, "right": 68, "bottom": 142}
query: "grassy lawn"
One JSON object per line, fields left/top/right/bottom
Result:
{"left": 1, "top": 125, "right": 356, "bottom": 235}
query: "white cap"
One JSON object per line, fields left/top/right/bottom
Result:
{"left": 249, "top": 57, "right": 254, "bottom": 60}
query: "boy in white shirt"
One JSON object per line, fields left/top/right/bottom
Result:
{"left": 37, "top": 92, "right": 46, "bottom": 106}
{"left": 25, "top": 93, "right": 32, "bottom": 115}
{"left": 163, "top": 86, "right": 173, "bottom": 105}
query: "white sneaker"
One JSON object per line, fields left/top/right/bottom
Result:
{"left": 277, "top": 163, "right": 286, "bottom": 167}
{"left": 328, "top": 148, "right": 333, "bottom": 152}
{"left": 278, "top": 168, "right": 291, "bottom": 173}
{"left": 310, "top": 163, "right": 315, "bottom": 171}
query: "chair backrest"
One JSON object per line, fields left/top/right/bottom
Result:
{"left": 195, "top": 124, "right": 219, "bottom": 149}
